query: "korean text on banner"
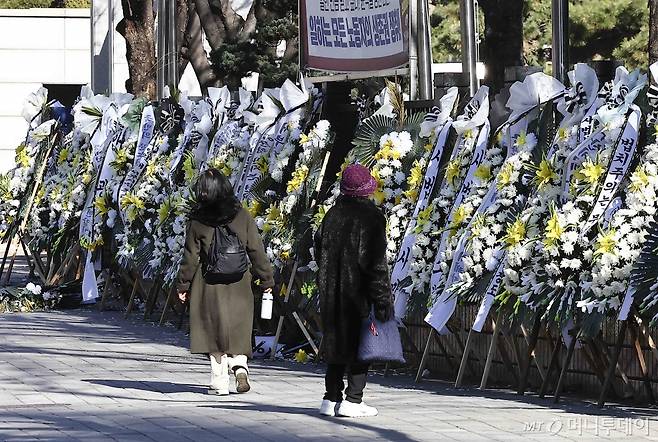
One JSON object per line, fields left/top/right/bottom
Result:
{"left": 300, "top": 0, "right": 409, "bottom": 72}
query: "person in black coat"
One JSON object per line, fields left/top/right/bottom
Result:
{"left": 314, "top": 164, "right": 394, "bottom": 418}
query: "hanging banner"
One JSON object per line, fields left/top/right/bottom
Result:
{"left": 116, "top": 105, "right": 157, "bottom": 225}
{"left": 392, "top": 122, "right": 453, "bottom": 317}
{"left": 392, "top": 89, "right": 459, "bottom": 318}
{"left": 581, "top": 107, "right": 641, "bottom": 235}
{"left": 300, "top": 0, "right": 409, "bottom": 72}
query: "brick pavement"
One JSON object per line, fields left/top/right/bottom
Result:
{"left": 0, "top": 310, "right": 656, "bottom": 441}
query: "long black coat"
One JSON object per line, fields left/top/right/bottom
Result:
{"left": 314, "top": 196, "right": 394, "bottom": 364}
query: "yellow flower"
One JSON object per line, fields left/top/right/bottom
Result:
{"left": 146, "top": 159, "right": 158, "bottom": 177}
{"left": 514, "top": 131, "right": 527, "bottom": 148}
{"left": 595, "top": 228, "right": 617, "bottom": 257}
{"left": 414, "top": 204, "right": 434, "bottom": 233}
{"left": 112, "top": 147, "right": 129, "bottom": 171}
{"left": 470, "top": 213, "right": 487, "bottom": 237}
{"left": 72, "top": 153, "right": 82, "bottom": 170}
{"left": 80, "top": 236, "right": 104, "bottom": 251}
{"left": 557, "top": 127, "right": 569, "bottom": 142}
{"left": 173, "top": 195, "right": 188, "bottom": 216}
{"left": 158, "top": 198, "right": 172, "bottom": 223}
{"left": 57, "top": 148, "right": 69, "bottom": 165}
{"left": 450, "top": 204, "right": 471, "bottom": 233}
{"left": 543, "top": 207, "right": 563, "bottom": 248}
{"left": 256, "top": 155, "right": 269, "bottom": 174}
{"left": 424, "top": 142, "right": 433, "bottom": 152}
{"left": 496, "top": 131, "right": 503, "bottom": 144}
{"left": 371, "top": 169, "right": 386, "bottom": 205}
{"left": 445, "top": 159, "right": 460, "bottom": 185}
{"left": 294, "top": 349, "right": 309, "bottom": 363}
{"left": 629, "top": 167, "right": 651, "bottom": 193}
{"left": 474, "top": 164, "right": 491, "bottom": 182}
{"left": 15, "top": 144, "right": 30, "bottom": 168}
{"left": 463, "top": 129, "right": 474, "bottom": 139}
{"left": 313, "top": 205, "right": 328, "bottom": 228}
{"left": 579, "top": 159, "right": 604, "bottom": 186}
{"left": 244, "top": 200, "right": 262, "bottom": 218}
{"left": 374, "top": 139, "right": 401, "bottom": 161}
{"left": 280, "top": 250, "right": 291, "bottom": 261}
{"left": 183, "top": 155, "right": 197, "bottom": 182}
{"left": 497, "top": 162, "right": 515, "bottom": 190}
{"left": 286, "top": 165, "right": 309, "bottom": 193}
{"left": 35, "top": 187, "right": 45, "bottom": 205}
{"left": 404, "top": 188, "right": 419, "bottom": 202}
{"left": 266, "top": 204, "right": 281, "bottom": 222}
{"left": 535, "top": 159, "right": 558, "bottom": 188}
{"left": 503, "top": 218, "right": 526, "bottom": 248}
{"left": 94, "top": 195, "right": 109, "bottom": 216}
{"left": 407, "top": 161, "right": 424, "bottom": 190}
{"left": 299, "top": 133, "right": 310, "bottom": 145}
{"left": 120, "top": 193, "right": 145, "bottom": 222}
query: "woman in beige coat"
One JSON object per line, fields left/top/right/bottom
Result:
{"left": 177, "top": 168, "right": 274, "bottom": 395}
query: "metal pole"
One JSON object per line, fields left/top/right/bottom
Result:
{"left": 551, "top": 0, "right": 569, "bottom": 83}
{"left": 107, "top": 0, "right": 114, "bottom": 94}
{"left": 90, "top": 0, "right": 95, "bottom": 91}
{"left": 460, "top": 0, "right": 478, "bottom": 96}
{"left": 156, "top": 0, "right": 166, "bottom": 99}
{"left": 167, "top": 0, "right": 178, "bottom": 88}
{"left": 408, "top": 0, "right": 419, "bottom": 100}
{"left": 417, "top": 0, "right": 433, "bottom": 100}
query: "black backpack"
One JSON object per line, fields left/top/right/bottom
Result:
{"left": 203, "top": 225, "right": 248, "bottom": 284}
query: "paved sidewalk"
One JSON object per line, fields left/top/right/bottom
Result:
{"left": 0, "top": 310, "right": 656, "bottom": 441}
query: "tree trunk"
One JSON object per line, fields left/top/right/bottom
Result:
{"left": 117, "top": 0, "right": 157, "bottom": 99}
{"left": 183, "top": 0, "right": 220, "bottom": 90}
{"left": 650, "top": 0, "right": 658, "bottom": 66}
{"left": 176, "top": 0, "right": 190, "bottom": 81}
{"left": 479, "top": 0, "right": 525, "bottom": 93}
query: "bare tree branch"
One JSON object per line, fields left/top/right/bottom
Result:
{"left": 195, "top": 0, "right": 226, "bottom": 49}
{"left": 185, "top": 0, "right": 220, "bottom": 90}
{"left": 176, "top": 0, "right": 190, "bottom": 79}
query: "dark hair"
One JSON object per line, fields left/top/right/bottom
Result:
{"left": 191, "top": 168, "right": 242, "bottom": 225}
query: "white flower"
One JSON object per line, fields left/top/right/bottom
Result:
{"left": 25, "top": 283, "right": 42, "bottom": 295}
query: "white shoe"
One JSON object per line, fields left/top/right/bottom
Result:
{"left": 319, "top": 399, "right": 340, "bottom": 416}
{"left": 336, "top": 401, "right": 378, "bottom": 417}
{"left": 208, "top": 386, "right": 229, "bottom": 396}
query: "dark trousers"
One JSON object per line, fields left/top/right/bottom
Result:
{"left": 324, "top": 362, "right": 369, "bottom": 403}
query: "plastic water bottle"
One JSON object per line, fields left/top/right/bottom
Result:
{"left": 261, "top": 291, "right": 273, "bottom": 320}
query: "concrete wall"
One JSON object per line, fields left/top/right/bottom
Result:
{"left": 0, "top": 4, "right": 203, "bottom": 174}
{"left": 0, "top": 8, "right": 91, "bottom": 173}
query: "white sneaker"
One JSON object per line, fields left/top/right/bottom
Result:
{"left": 208, "top": 386, "right": 229, "bottom": 396}
{"left": 336, "top": 401, "right": 378, "bottom": 417}
{"left": 319, "top": 399, "right": 340, "bottom": 416}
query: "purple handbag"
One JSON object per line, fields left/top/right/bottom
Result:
{"left": 357, "top": 310, "right": 405, "bottom": 364}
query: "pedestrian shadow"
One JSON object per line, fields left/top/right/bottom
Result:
{"left": 200, "top": 401, "right": 420, "bottom": 442}
{"left": 85, "top": 379, "right": 208, "bottom": 395}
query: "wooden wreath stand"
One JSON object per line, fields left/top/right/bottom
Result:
{"left": 269, "top": 149, "right": 333, "bottom": 360}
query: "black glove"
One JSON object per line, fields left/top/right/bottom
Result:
{"left": 374, "top": 303, "right": 394, "bottom": 322}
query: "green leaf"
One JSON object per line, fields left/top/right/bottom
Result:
{"left": 351, "top": 114, "right": 397, "bottom": 167}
